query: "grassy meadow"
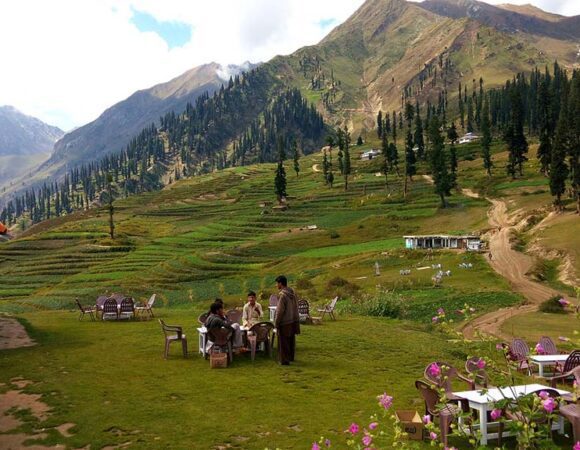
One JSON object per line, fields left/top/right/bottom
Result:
{"left": 1, "top": 140, "right": 579, "bottom": 449}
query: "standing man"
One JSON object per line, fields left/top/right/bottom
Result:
{"left": 274, "top": 275, "right": 300, "bottom": 365}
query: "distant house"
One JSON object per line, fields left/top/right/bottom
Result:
{"left": 361, "top": 149, "right": 381, "bottom": 160}
{"left": 458, "top": 132, "right": 479, "bottom": 144}
{"left": 404, "top": 234, "right": 481, "bottom": 251}
{"left": 0, "top": 222, "right": 7, "bottom": 235}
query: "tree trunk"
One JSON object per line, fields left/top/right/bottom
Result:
{"left": 440, "top": 193, "right": 446, "bottom": 208}
{"left": 403, "top": 175, "right": 408, "bottom": 198}
{"left": 344, "top": 175, "right": 348, "bottom": 192}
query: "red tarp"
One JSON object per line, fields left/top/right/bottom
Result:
{"left": 0, "top": 222, "right": 7, "bottom": 234}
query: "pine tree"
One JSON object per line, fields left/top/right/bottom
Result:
{"left": 381, "top": 130, "right": 389, "bottom": 189}
{"left": 377, "top": 111, "right": 383, "bottom": 138}
{"left": 404, "top": 130, "right": 416, "bottom": 198}
{"left": 466, "top": 97, "right": 474, "bottom": 133}
{"left": 388, "top": 143, "right": 399, "bottom": 176}
{"left": 404, "top": 102, "right": 415, "bottom": 128}
{"left": 292, "top": 142, "right": 300, "bottom": 177}
{"left": 458, "top": 82, "right": 465, "bottom": 130}
{"left": 356, "top": 135, "right": 363, "bottom": 146}
{"left": 569, "top": 70, "right": 580, "bottom": 214}
{"left": 343, "top": 126, "right": 351, "bottom": 191}
{"left": 322, "top": 149, "right": 329, "bottom": 184}
{"left": 537, "top": 76, "right": 552, "bottom": 175}
{"left": 106, "top": 174, "right": 115, "bottom": 240}
{"left": 481, "top": 96, "right": 493, "bottom": 176}
{"left": 414, "top": 113, "right": 425, "bottom": 160}
{"left": 449, "top": 144, "right": 458, "bottom": 189}
{"left": 274, "top": 160, "right": 287, "bottom": 202}
{"left": 428, "top": 116, "right": 452, "bottom": 208}
{"left": 550, "top": 90, "right": 569, "bottom": 211}
{"left": 392, "top": 111, "right": 397, "bottom": 145}
{"left": 504, "top": 89, "right": 529, "bottom": 179}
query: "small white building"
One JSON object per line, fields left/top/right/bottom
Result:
{"left": 404, "top": 235, "right": 481, "bottom": 251}
{"left": 361, "top": 149, "right": 381, "bottom": 160}
{"left": 458, "top": 132, "right": 479, "bottom": 144}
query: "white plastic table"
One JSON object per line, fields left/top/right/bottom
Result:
{"left": 197, "top": 325, "right": 249, "bottom": 357}
{"left": 454, "top": 384, "right": 569, "bottom": 445}
{"left": 268, "top": 306, "right": 277, "bottom": 322}
{"left": 529, "top": 354, "right": 569, "bottom": 377}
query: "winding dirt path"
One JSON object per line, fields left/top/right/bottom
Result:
{"left": 462, "top": 197, "right": 568, "bottom": 339}
{"left": 0, "top": 318, "right": 35, "bottom": 350}
{"left": 312, "top": 164, "right": 321, "bottom": 173}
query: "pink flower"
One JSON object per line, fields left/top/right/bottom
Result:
{"left": 423, "top": 414, "right": 431, "bottom": 424}
{"left": 324, "top": 439, "right": 331, "bottom": 448}
{"left": 437, "top": 308, "right": 445, "bottom": 315}
{"left": 542, "top": 397, "right": 556, "bottom": 413}
{"left": 432, "top": 316, "right": 439, "bottom": 323}
{"left": 368, "top": 422, "right": 378, "bottom": 430}
{"left": 445, "top": 447, "right": 458, "bottom": 450}
{"left": 535, "top": 343, "right": 545, "bottom": 354}
{"left": 558, "top": 298, "right": 569, "bottom": 307}
{"left": 349, "top": 423, "right": 360, "bottom": 434}
{"left": 490, "top": 409, "right": 502, "bottom": 420}
{"left": 538, "top": 390, "right": 550, "bottom": 400}
{"left": 362, "top": 435, "right": 372, "bottom": 446}
{"left": 377, "top": 393, "right": 393, "bottom": 410}
{"left": 574, "top": 441, "right": 580, "bottom": 450}
{"left": 428, "top": 362, "right": 441, "bottom": 377}
{"left": 573, "top": 380, "right": 578, "bottom": 389}
{"left": 429, "top": 431, "right": 438, "bottom": 441}
{"left": 476, "top": 358, "right": 486, "bottom": 369}
{"left": 496, "top": 343, "right": 504, "bottom": 350}
{"left": 312, "top": 443, "right": 320, "bottom": 450}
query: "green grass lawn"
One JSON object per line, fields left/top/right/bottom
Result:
{"left": 501, "top": 311, "right": 580, "bottom": 349}
{"left": 1, "top": 310, "right": 577, "bottom": 449}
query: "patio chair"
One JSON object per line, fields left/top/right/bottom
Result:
{"left": 507, "top": 338, "right": 532, "bottom": 375}
{"left": 247, "top": 322, "right": 275, "bottom": 361}
{"left": 226, "top": 309, "right": 242, "bottom": 324}
{"left": 159, "top": 319, "right": 187, "bottom": 359}
{"left": 75, "top": 298, "right": 96, "bottom": 321}
{"left": 119, "top": 298, "right": 135, "bottom": 320}
{"left": 465, "top": 357, "right": 492, "bottom": 389}
{"left": 500, "top": 388, "right": 561, "bottom": 441}
{"left": 415, "top": 380, "right": 462, "bottom": 446}
{"left": 269, "top": 295, "right": 278, "bottom": 307}
{"left": 135, "top": 294, "right": 156, "bottom": 319}
{"left": 560, "top": 403, "right": 580, "bottom": 442}
{"left": 549, "top": 353, "right": 580, "bottom": 386}
{"left": 538, "top": 336, "right": 559, "bottom": 355}
{"left": 298, "top": 299, "right": 311, "bottom": 323}
{"left": 101, "top": 298, "right": 119, "bottom": 321}
{"left": 198, "top": 312, "right": 209, "bottom": 325}
{"left": 424, "top": 361, "right": 474, "bottom": 409}
{"left": 207, "top": 327, "right": 233, "bottom": 363}
{"left": 317, "top": 296, "right": 338, "bottom": 321}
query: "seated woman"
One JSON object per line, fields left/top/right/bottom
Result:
{"left": 206, "top": 300, "right": 244, "bottom": 349}
{"left": 242, "top": 291, "right": 263, "bottom": 328}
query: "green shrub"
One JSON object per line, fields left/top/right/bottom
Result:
{"left": 538, "top": 295, "right": 568, "bottom": 314}
{"left": 329, "top": 231, "right": 340, "bottom": 239}
{"left": 295, "top": 277, "right": 314, "bottom": 290}
{"left": 326, "top": 276, "right": 360, "bottom": 298}
{"left": 342, "top": 291, "right": 406, "bottom": 319}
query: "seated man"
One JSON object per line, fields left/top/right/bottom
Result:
{"left": 242, "top": 291, "right": 263, "bottom": 327}
{"left": 205, "top": 300, "right": 244, "bottom": 349}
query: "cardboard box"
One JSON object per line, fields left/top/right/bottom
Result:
{"left": 395, "top": 410, "right": 424, "bottom": 440}
{"left": 210, "top": 352, "right": 228, "bottom": 368}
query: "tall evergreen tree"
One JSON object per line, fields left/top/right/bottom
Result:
{"left": 292, "top": 142, "right": 300, "bottom": 177}
{"left": 466, "top": 97, "right": 474, "bottom": 133}
{"left": 377, "top": 111, "right": 383, "bottom": 138}
{"left": 404, "top": 130, "right": 416, "bottom": 198}
{"left": 414, "top": 113, "right": 425, "bottom": 160}
{"left": 550, "top": 87, "right": 569, "bottom": 211}
{"left": 322, "top": 149, "right": 329, "bottom": 184}
{"left": 537, "top": 76, "right": 553, "bottom": 175}
{"left": 381, "top": 130, "right": 389, "bottom": 189}
{"left": 458, "top": 82, "right": 465, "bottom": 130}
{"left": 481, "top": 96, "right": 493, "bottom": 176}
{"left": 568, "top": 70, "right": 580, "bottom": 214}
{"left": 428, "top": 116, "right": 452, "bottom": 208}
{"left": 274, "top": 160, "right": 287, "bottom": 202}
{"left": 504, "top": 89, "right": 529, "bottom": 179}
{"left": 343, "top": 126, "right": 351, "bottom": 191}
{"left": 391, "top": 111, "right": 397, "bottom": 145}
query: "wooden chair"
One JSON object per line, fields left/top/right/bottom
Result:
{"left": 75, "top": 298, "right": 96, "bottom": 321}
{"left": 207, "top": 327, "right": 233, "bottom": 363}
{"left": 197, "top": 312, "right": 209, "bottom": 325}
{"left": 119, "top": 298, "right": 135, "bottom": 320}
{"left": 102, "top": 298, "right": 119, "bottom": 321}
{"left": 415, "top": 380, "right": 461, "bottom": 446}
{"left": 247, "top": 322, "right": 275, "bottom": 361}
{"left": 508, "top": 338, "right": 532, "bottom": 375}
{"left": 298, "top": 299, "right": 311, "bottom": 323}
{"left": 226, "top": 309, "right": 242, "bottom": 324}
{"left": 560, "top": 403, "right": 580, "bottom": 442}
{"left": 318, "top": 296, "right": 338, "bottom": 320}
{"left": 135, "top": 294, "right": 156, "bottom": 319}
{"left": 159, "top": 319, "right": 187, "bottom": 359}
{"left": 465, "top": 357, "right": 492, "bottom": 389}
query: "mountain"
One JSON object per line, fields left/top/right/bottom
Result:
{"left": 50, "top": 62, "right": 229, "bottom": 167}
{"left": 267, "top": 0, "right": 579, "bottom": 128}
{"left": 0, "top": 106, "right": 64, "bottom": 186}
{"left": 0, "top": 106, "right": 63, "bottom": 156}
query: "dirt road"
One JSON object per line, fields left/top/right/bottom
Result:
{"left": 462, "top": 197, "right": 568, "bottom": 339}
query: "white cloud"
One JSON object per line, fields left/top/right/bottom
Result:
{"left": 0, "top": 0, "right": 577, "bottom": 131}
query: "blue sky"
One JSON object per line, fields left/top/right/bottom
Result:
{"left": 130, "top": 8, "right": 192, "bottom": 49}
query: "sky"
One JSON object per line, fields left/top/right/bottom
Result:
{"left": 0, "top": 0, "right": 578, "bottom": 131}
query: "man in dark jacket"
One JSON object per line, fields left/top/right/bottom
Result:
{"left": 274, "top": 275, "right": 300, "bottom": 365}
